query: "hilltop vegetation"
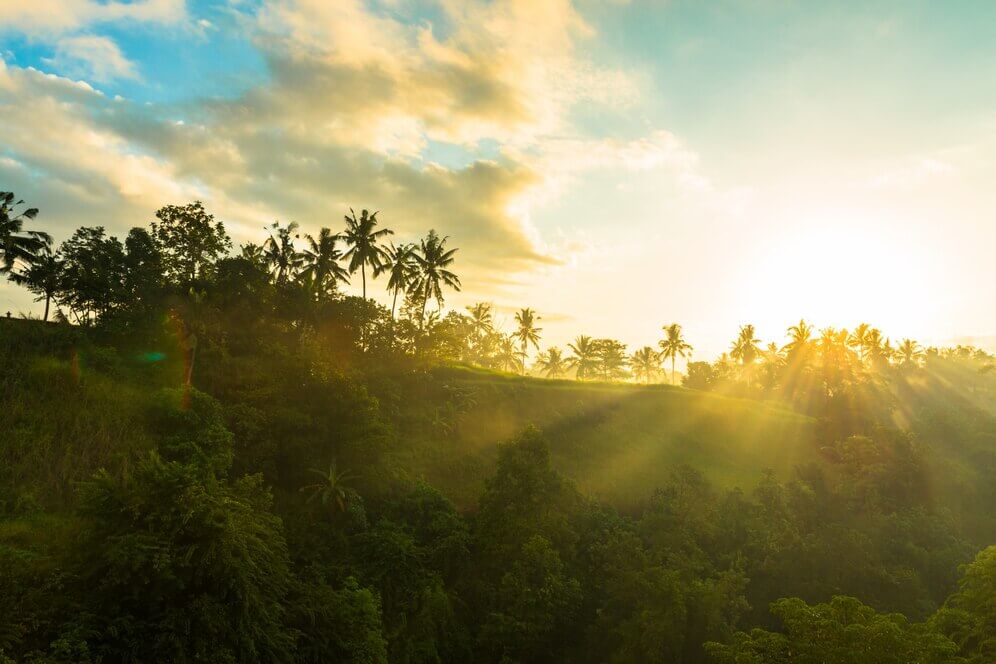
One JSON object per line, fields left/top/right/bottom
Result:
{"left": 1, "top": 193, "right": 995, "bottom": 662}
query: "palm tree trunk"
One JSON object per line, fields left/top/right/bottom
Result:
{"left": 672, "top": 356, "right": 676, "bottom": 385}
{"left": 361, "top": 262, "right": 367, "bottom": 301}
{"left": 419, "top": 283, "right": 429, "bottom": 330}
{"left": 391, "top": 288, "right": 399, "bottom": 319}
{"left": 43, "top": 294, "right": 50, "bottom": 322}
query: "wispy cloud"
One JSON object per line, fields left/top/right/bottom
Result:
{"left": 42, "top": 35, "right": 140, "bottom": 83}
{"left": 0, "top": 0, "right": 186, "bottom": 35}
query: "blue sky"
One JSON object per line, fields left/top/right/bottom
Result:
{"left": 2, "top": 0, "right": 996, "bottom": 358}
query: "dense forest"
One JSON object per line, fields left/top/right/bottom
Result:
{"left": 1, "top": 191, "right": 995, "bottom": 663}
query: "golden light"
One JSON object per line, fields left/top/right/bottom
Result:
{"left": 740, "top": 206, "right": 944, "bottom": 338}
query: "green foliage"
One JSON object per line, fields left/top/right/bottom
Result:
{"left": 931, "top": 546, "right": 996, "bottom": 663}
{"left": 66, "top": 454, "right": 294, "bottom": 662}
{"left": 152, "top": 201, "right": 232, "bottom": 284}
{"left": 56, "top": 226, "right": 127, "bottom": 325}
{"left": 706, "top": 596, "right": 963, "bottom": 664}
{"left": 480, "top": 535, "right": 582, "bottom": 662}
{"left": 150, "top": 387, "right": 234, "bottom": 476}
{"left": 287, "top": 576, "right": 388, "bottom": 664}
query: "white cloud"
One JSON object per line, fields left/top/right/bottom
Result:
{"left": 0, "top": 0, "right": 186, "bottom": 35}
{"left": 0, "top": 0, "right": 705, "bottom": 299}
{"left": 43, "top": 35, "right": 139, "bottom": 82}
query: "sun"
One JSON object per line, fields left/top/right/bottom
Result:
{"left": 740, "top": 208, "right": 944, "bottom": 339}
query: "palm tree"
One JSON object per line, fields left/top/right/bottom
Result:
{"left": 536, "top": 347, "right": 568, "bottom": 378}
{"left": 759, "top": 341, "right": 784, "bottom": 391}
{"left": 730, "top": 324, "right": 762, "bottom": 366}
{"left": 630, "top": 346, "right": 661, "bottom": 383}
{"left": 496, "top": 334, "right": 522, "bottom": 373}
{"left": 1, "top": 192, "right": 50, "bottom": 275}
{"left": 512, "top": 308, "right": 542, "bottom": 370}
{"left": 378, "top": 242, "right": 418, "bottom": 318}
{"left": 9, "top": 246, "right": 62, "bottom": 321}
{"left": 240, "top": 242, "right": 267, "bottom": 270}
{"left": 300, "top": 227, "right": 350, "bottom": 301}
{"left": 411, "top": 230, "right": 460, "bottom": 328}
{"left": 342, "top": 208, "right": 392, "bottom": 301}
{"left": 658, "top": 323, "right": 693, "bottom": 384}
{"left": 896, "top": 338, "right": 924, "bottom": 368}
{"left": 299, "top": 462, "right": 356, "bottom": 514}
{"left": 848, "top": 323, "right": 872, "bottom": 363}
{"left": 783, "top": 319, "right": 814, "bottom": 357}
{"left": 567, "top": 335, "right": 600, "bottom": 381}
{"left": 263, "top": 221, "right": 303, "bottom": 283}
{"left": 466, "top": 302, "right": 494, "bottom": 338}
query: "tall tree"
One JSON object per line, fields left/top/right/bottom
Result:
{"left": 378, "top": 242, "right": 418, "bottom": 318}
{"left": 849, "top": 322, "right": 873, "bottom": 363}
{"left": 151, "top": 201, "right": 231, "bottom": 284}
{"left": 342, "top": 208, "right": 392, "bottom": 301}
{"left": 0, "top": 191, "right": 50, "bottom": 276}
{"left": 122, "top": 228, "right": 167, "bottom": 313}
{"left": 466, "top": 302, "right": 494, "bottom": 338}
{"left": 513, "top": 308, "right": 542, "bottom": 371}
{"left": 864, "top": 329, "right": 897, "bottom": 370}
{"left": 629, "top": 346, "right": 661, "bottom": 383}
{"left": 497, "top": 334, "right": 523, "bottom": 373}
{"left": 300, "top": 227, "right": 350, "bottom": 301}
{"left": 567, "top": 335, "right": 600, "bottom": 381}
{"left": 263, "top": 221, "right": 303, "bottom": 284}
{"left": 731, "top": 324, "right": 762, "bottom": 387}
{"left": 730, "top": 324, "right": 761, "bottom": 366}
{"left": 240, "top": 242, "right": 267, "bottom": 270}
{"left": 536, "top": 347, "right": 569, "bottom": 378}
{"left": 596, "top": 338, "right": 629, "bottom": 380}
{"left": 783, "top": 319, "right": 814, "bottom": 358}
{"left": 896, "top": 338, "right": 924, "bottom": 368}
{"left": 411, "top": 230, "right": 460, "bottom": 328}
{"left": 56, "top": 227, "right": 127, "bottom": 325}
{"left": 9, "top": 246, "right": 61, "bottom": 321}
{"left": 659, "top": 323, "right": 693, "bottom": 384}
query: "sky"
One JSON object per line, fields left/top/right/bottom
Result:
{"left": 2, "top": 0, "right": 996, "bottom": 361}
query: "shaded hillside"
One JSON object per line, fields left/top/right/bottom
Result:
{"left": 396, "top": 366, "right": 816, "bottom": 509}
{"left": 1, "top": 319, "right": 815, "bottom": 514}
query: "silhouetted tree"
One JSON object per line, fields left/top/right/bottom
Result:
{"left": 849, "top": 322, "right": 873, "bottom": 363}
{"left": 897, "top": 338, "right": 924, "bottom": 369}
{"left": 411, "top": 230, "right": 460, "bottom": 328}
{"left": 567, "top": 335, "right": 599, "bottom": 380}
{"left": 9, "top": 245, "right": 61, "bottom": 321}
{"left": 536, "top": 347, "right": 568, "bottom": 378}
{"left": 300, "top": 227, "right": 350, "bottom": 301}
{"left": 0, "top": 191, "right": 50, "bottom": 276}
{"left": 513, "top": 308, "right": 542, "bottom": 371}
{"left": 151, "top": 201, "right": 230, "bottom": 284}
{"left": 659, "top": 323, "right": 693, "bottom": 384}
{"left": 630, "top": 346, "right": 661, "bottom": 383}
{"left": 263, "top": 221, "right": 303, "bottom": 284}
{"left": 378, "top": 242, "right": 418, "bottom": 318}
{"left": 342, "top": 208, "right": 392, "bottom": 301}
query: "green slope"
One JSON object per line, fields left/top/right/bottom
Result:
{"left": 401, "top": 366, "right": 817, "bottom": 509}
{"left": 2, "top": 321, "right": 818, "bottom": 514}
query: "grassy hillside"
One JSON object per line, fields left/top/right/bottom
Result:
{"left": 2, "top": 320, "right": 814, "bottom": 514}
{"left": 2, "top": 319, "right": 988, "bottom": 525}
{"left": 402, "top": 366, "right": 816, "bottom": 509}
